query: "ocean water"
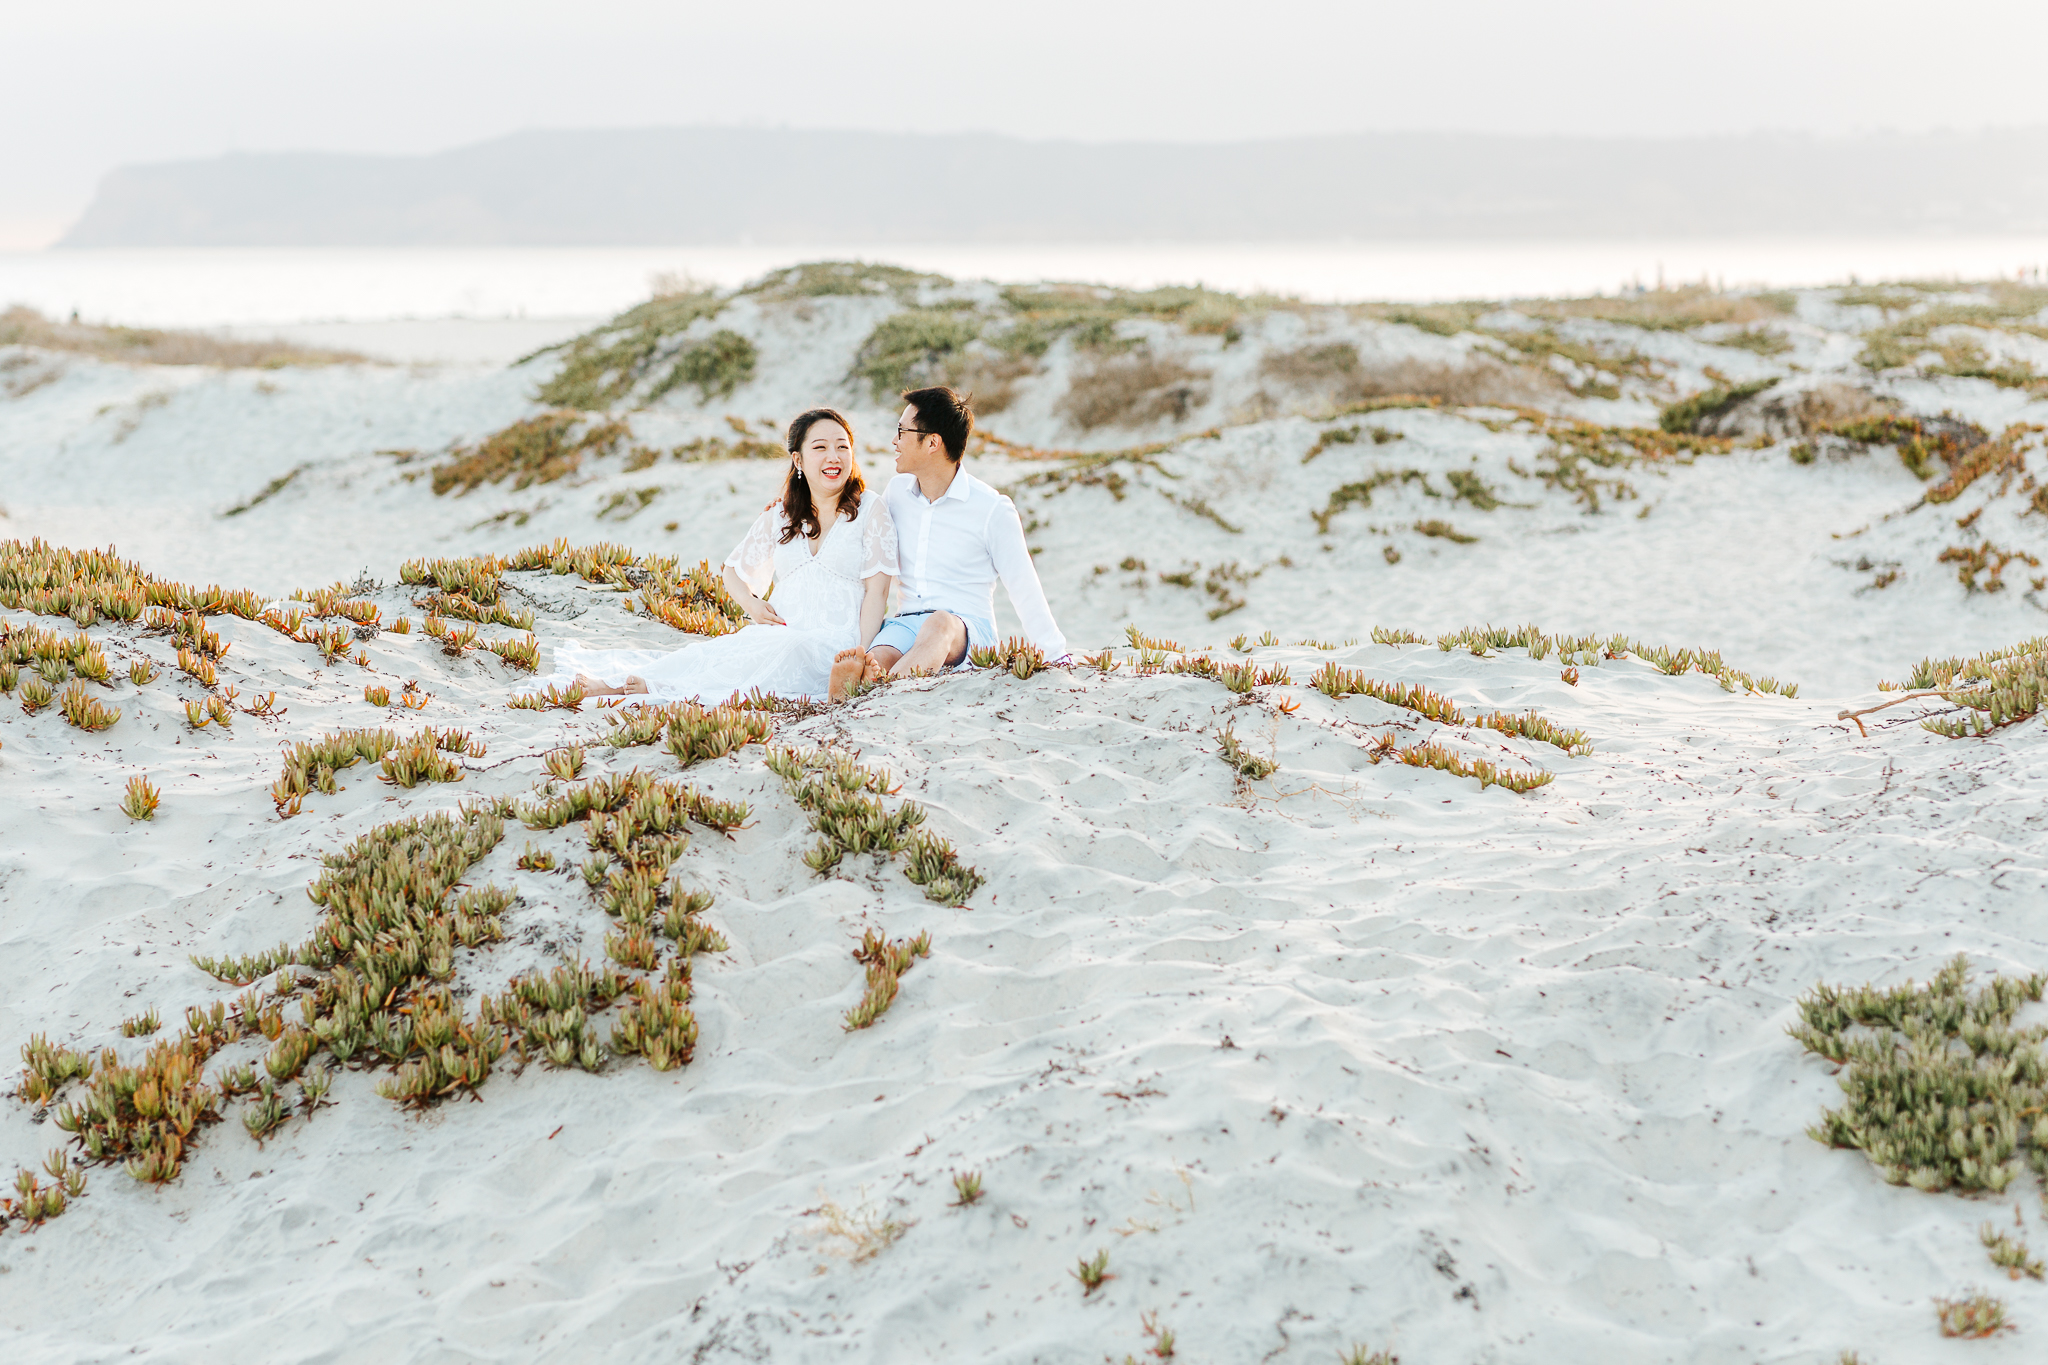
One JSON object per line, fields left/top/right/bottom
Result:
{"left": 2, "top": 237, "right": 2046, "bottom": 329}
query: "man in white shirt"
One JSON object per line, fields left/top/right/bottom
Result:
{"left": 831, "top": 386, "right": 1068, "bottom": 691}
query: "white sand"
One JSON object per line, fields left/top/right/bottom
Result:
{"left": 3, "top": 279, "right": 2048, "bottom": 1362}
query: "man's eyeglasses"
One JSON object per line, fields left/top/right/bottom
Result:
{"left": 896, "top": 424, "right": 932, "bottom": 439}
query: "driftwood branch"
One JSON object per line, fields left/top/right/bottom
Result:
{"left": 1836, "top": 689, "right": 1956, "bottom": 737}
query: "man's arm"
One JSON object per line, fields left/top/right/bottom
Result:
{"left": 987, "top": 498, "right": 1069, "bottom": 660}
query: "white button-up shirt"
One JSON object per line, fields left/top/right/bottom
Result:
{"left": 884, "top": 467, "right": 1069, "bottom": 659}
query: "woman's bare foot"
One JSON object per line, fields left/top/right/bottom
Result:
{"left": 829, "top": 649, "right": 869, "bottom": 701}
{"left": 574, "top": 673, "right": 650, "bottom": 697}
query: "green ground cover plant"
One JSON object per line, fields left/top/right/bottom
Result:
{"left": 852, "top": 308, "right": 983, "bottom": 398}
{"left": 1311, "top": 470, "right": 1438, "bottom": 533}
{"left": 999, "top": 281, "right": 1267, "bottom": 352}
{"left": 1875, "top": 636, "right": 2048, "bottom": 737}
{"left": 648, "top": 329, "right": 757, "bottom": 403}
{"left": 1659, "top": 378, "right": 1778, "bottom": 434}
{"left": 741, "top": 260, "right": 946, "bottom": 302}
{"left": 843, "top": 929, "right": 932, "bottom": 1031}
{"left": 1216, "top": 723, "right": 1278, "bottom": 780}
{"left": 1855, "top": 287, "right": 2048, "bottom": 374}
{"left": 1374, "top": 622, "right": 1797, "bottom": 697}
{"left": 766, "top": 747, "right": 985, "bottom": 905}
{"left": 530, "top": 286, "right": 726, "bottom": 409}
{"left": 1793, "top": 955, "right": 2047, "bottom": 1193}
{"left": 432, "top": 413, "right": 630, "bottom": 495}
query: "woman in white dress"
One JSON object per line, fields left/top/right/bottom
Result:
{"left": 550, "top": 408, "right": 898, "bottom": 703}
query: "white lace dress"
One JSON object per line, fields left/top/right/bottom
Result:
{"left": 546, "top": 492, "right": 898, "bottom": 702}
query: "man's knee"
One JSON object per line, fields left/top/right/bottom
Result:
{"left": 919, "top": 612, "right": 969, "bottom": 666}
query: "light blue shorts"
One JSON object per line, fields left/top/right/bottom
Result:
{"left": 871, "top": 610, "right": 997, "bottom": 664}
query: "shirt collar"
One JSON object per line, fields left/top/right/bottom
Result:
{"left": 913, "top": 466, "right": 974, "bottom": 505}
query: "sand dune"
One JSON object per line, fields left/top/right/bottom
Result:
{"left": 3, "top": 268, "right": 2048, "bottom": 1362}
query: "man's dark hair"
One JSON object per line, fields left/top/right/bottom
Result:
{"left": 903, "top": 386, "right": 974, "bottom": 463}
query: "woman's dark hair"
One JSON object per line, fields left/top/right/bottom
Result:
{"left": 779, "top": 407, "right": 864, "bottom": 545}
{"left": 903, "top": 386, "right": 974, "bottom": 462}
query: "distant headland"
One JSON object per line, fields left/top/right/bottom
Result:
{"left": 55, "top": 125, "right": 2048, "bottom": 248}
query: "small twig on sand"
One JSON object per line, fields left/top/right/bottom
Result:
{"left": 1837, "top": 690, "right": 1953, "bottom": 737}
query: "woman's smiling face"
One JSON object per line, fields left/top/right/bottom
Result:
{"left": 798, "top": 419, "right": 854, "bottom": 496}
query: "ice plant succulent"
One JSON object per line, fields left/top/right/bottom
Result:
{"left": 770, "top": 746, "right": 983, "bottom": 899}
{"left": 18, "top": 1034, "right": 93, "bottom": 1105}
{"left": 19, "top": 675, "right": 54, "bottom": 714}
{"left": 487, "top": 632, "right": 539, "bottom": 671}
{"left": 1340, "top": 1347, "right": 1399, "bottom": 1365}
{"left": 271, "top": 728, "right": 400, "bottom": 812}
{"left": 175, "top": 645, "right": 217, "bottom": 687}
{"left": 1, "top": 1152, "right": 87, "bottom": 1231}
{"left": 1139, "top": 1311, "right": 1176, "bottom": 1360}
{"left": 843, "top": 928, "right": 932, "bottom": 1031}
{"left": 603, "top": 698, "right": 772, "bottom": 766}
{"left": 1935, "top": 1291, "right": 2010, "bottom": 1338}
{"left": 508, "top": 682, "right": 586, "bottom": 711}
{"left": 1072, "top": 1249, "right": 1113, "bottom": 1297}
{"left": 1794, "top": 956, "right": 2048, "bottom": 1194}
{"left": 968, "top": 637, "right": 1048, "bottom": 678}
{"left": 378, "top": 727, "right": 482, "bottom": 788}
{"left": 626, "top": 558, "right": 749, "bottom": 637}
{"left": 1980, "top": 1223, "right": 2044, "bottom": 1280}
{"left": 476, "top": 962, "right": 635, "bottom": 1073}
{"left": 1217, "top": 724, "right": 1279, "bottom": 781}
{"left": 1312, "top": 664, "right": 1466, "bottom": 724}
{"left": 59, "top": 681, "right": 120, "bottom": 731}
{"left": 51, "top": 1027, "right": 225, "bottom": 1183}
{"left": 608, "top": 962, "right": 698, "bottom": 1070}
{"left": 0, "top": 539, "right": 272, "bottom": 629}
{"left": 1477, "top": 709, "right": 1593, "bottom": 755}
{"left": 901, "top": 830, "right": 985, "bottom": 906}
{"left": 1378, "top": 739, "right": 1554, "bottom": 793}
{"left": 120, "top": 775, "right": 161, "bottom": 821}
{"left": 1881, "top": 637, "right": 2048, "bottom": 738}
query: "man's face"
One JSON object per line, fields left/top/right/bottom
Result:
{"left": 893, "top": 404, "right": 942, "bottom": 476}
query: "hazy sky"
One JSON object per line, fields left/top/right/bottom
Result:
{"left": 7, "top": 0, "right": 2047, "bottom": 246}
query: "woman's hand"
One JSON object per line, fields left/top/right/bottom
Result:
{"left": 723, "top": 563, "right": 784, "bottom": 626}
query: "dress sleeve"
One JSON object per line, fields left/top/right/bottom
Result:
{"left": 860, "top": 493, "right": 899, "bottom": 580}
{"left": 723, "top": 508, "right": 781, "bottom": 597}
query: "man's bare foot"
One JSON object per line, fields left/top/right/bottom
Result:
{"left": 861, "top": 653, "right": 888, "bottom": 683}
{"left": 828, "top": 650, "right": 868, "bottom": 701}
